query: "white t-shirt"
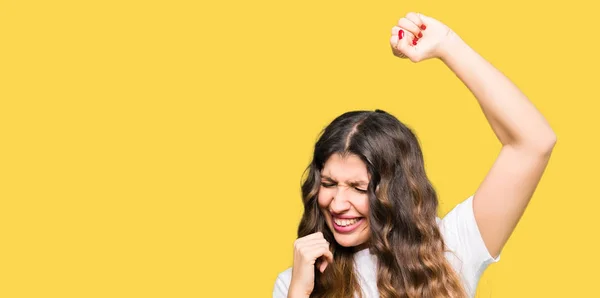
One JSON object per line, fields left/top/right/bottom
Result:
{"left": 273, "top": 195, "right": 501, "bottom": 298}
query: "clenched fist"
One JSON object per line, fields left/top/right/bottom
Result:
{"left": 390, "top": 12, "right": 459, "bottom": 62}
{"left": 288, "top": 232, "right": 334, "bottom": 297}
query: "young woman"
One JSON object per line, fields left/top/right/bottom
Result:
{"left": 273, "top": 12, "right": 556, "bottom": 298}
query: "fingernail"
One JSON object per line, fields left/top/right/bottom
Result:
{"left": 418, "top": 32, "right": 423, "bottom": 38}
{"left": 412, "top": 38, "right": 417, "bottom": 45}
{"left": 420, "top": 24, "right": 426, "bottom": 30}
{"left": 398, "top": 29, "right": 404, "bottom": 40}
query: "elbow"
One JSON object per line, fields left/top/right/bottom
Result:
{"left": 531, "top": 130, "right": 557, "bottom": 155}
{"left": 547, "top": 131, "right": 558, "bottom": 148}
{"left": 512, "top": 129, "right": 557, "bottom": 156}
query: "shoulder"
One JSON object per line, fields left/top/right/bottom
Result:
{"left": 437, "top": 195, "right": 501, "bottom": 296}
{"left": 438, "top": 195, "right": 499, "bottom": 261}
{"left": 273, "top": 267, "right": 293, "bottom": 298}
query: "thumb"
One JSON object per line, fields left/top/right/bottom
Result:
{"left": 319, "top": 259, "right": 329, "bottom": 273}
{"left": 319, "top": 250, "right": 334, "bottom": 273}
{"left": 417, "top": 12, "right": 432, "bottom": 23}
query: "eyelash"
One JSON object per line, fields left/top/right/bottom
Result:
{"left": 320, "top": 182, "right": 367, "bottom": 194}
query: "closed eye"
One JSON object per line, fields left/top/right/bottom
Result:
{"left": 354, "top": 188, "right": 367, "bottom": 194}
{"left": 321, "top": 182, "right": 336, "bottom": 188}
{"left": 321, "top": 182, "right": 367, "bottom": 194}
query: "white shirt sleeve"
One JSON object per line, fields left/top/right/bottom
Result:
{"left": 438, "top": 195, "right": 501, "bottom": 297}
{"left": 272, "top": 268, "right": 292, "bottom": 298}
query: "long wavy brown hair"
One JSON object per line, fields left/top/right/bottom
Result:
{"left": 298, "top": 110, "right": 467, "bottom": 298}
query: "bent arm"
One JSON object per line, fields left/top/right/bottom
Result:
{"left": 440, "top": 33, "right": 557, "bottom": 258}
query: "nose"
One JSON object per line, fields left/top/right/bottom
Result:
{"left": 330, "top": 187, "right": 351, "bottom": 213}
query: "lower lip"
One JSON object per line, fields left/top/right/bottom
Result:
{"left": 333, "top": 218, "right": 365, "bottom": 233}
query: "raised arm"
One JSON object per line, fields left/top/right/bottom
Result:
{"left": 390, "top": 13, "right": 557, "bottom": 258}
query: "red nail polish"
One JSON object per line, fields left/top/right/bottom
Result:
{"left": 421, "top": 24, "right": 426, "bottom": 30}
{"left": 398, "top": 30, "right": 404, "bottom": 40}
{"left": 412, "top": 38, "right": 417, "bottom": 45}
{"left": 418, "top": 32, "right": 423, "bottom": 38}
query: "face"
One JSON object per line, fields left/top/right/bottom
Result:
{"left": 318, "top": 153, "right": 371, "bottom": 248}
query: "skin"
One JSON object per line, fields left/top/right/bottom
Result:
{"left": 390, "top": 12, "right": 556, "bottom": 258}
{"left": 317, "top": 153, "right": 371, "bottom": 249}
{"left": 288, "top": 11, "right": 556, "bottom": 298}
{"left": 288, "top": 153, "right": 370, "bottom": 298}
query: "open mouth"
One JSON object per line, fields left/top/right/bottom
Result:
{"left": 332, "top": 217, "right": 364, "bottom": 232}
{"left": 333, "top": 217, "right": 361, "bottom": 227}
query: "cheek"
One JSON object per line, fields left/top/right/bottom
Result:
{"left": 317, "top": 188, "right": 332, "bottom": 208}
{"left": 355, "top": 195, "right": 370, "bottom": 216}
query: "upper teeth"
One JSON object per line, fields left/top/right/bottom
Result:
{"left": 334, "top": 218, "right": 359, "bottom": 227}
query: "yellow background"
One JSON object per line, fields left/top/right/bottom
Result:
{"left": 1, "top": 0, "right": 598, "bottom": 297}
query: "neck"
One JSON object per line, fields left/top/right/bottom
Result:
{"left": 353, "top": 241, "right": 370, "bottom": 253}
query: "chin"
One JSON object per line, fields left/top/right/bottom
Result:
{"left": 331, "top": 232, "right": 367, "bottom": 248}
{"left": 334, "top": 238, "right": 360, "bottom": 247}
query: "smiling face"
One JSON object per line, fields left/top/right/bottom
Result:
{"left": 318, "top": 153, "right": 371, "bottom": 248}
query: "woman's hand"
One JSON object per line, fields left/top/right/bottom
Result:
{"left": 390, "top": 12, "right": 458, "bottom": 62}
{"left": 287, "top": 232, "right": 334, "bottom": 298}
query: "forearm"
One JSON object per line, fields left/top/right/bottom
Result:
{"left": 287, "top": 281, "right": 310, "bottom": 298}
{"left": 287, "top": 288, "right": 309, "bottom": 298}
{"left": 439, "top": 33, "right": 556, "bottom": 152}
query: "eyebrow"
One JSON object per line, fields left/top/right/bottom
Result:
{"left": 321, "top": 175, "right": 369, "bottom": 187}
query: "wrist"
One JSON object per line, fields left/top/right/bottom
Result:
{"left": 287, "top": 291, "right": 310, "bottom": 298}
{"left": 437, "top": 32, "right": 469, "bottom": 64}
{"left": 287, "top": 284, "right": 310, "bottom": 298}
